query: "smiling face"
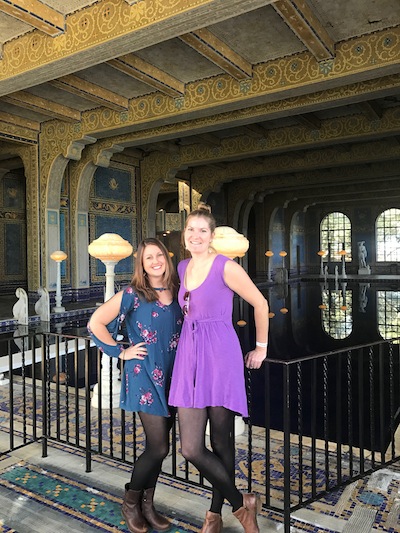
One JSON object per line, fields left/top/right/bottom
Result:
{"left": 142, "top": 243, "right": 167, "bottom": 283}
{"left": 184, "top": 215, "right": 214, "bottom": 255}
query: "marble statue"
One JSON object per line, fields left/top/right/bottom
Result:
{"left": 35, "top": 287, "right": 50, "bottom": 322}
{"left": 358, "top": 241, "right": 368, "bottom": 269}
{"left": 12, "top": 287, "right": 28, "bottom": 325}
{"left": 359, "top": 283, "right": 370, "bottom": 313}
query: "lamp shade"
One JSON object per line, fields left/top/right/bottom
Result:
{"left": 212, "top": 226, "right": 249, "bottom": 259}
{"left": 88, "top": 233, "right": 133, "bottom": 262}
{"left": 50, "top": 250, "right": 67, "bottom": 262}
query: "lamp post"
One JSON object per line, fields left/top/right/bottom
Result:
{"left": 265, "top": 250, "right": 274, "bottom": 282}
{"left": 211, "top": 225, "right": 250, "bottom": 436}
{"left": 317, "top": 250, "right": 326, "bottom": 277}
{"left": 339, "top": 249, "right": 347, "bottom": 279}
{"left": 50, "top": 250, "right": 67, "bottom": 312}
{"left": 279, "top": 250, "right": 287, "bottom": 268}
{"left": 88, "top": 233, "right": 133, "bottom": 409}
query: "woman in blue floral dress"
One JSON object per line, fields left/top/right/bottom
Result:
{"left": 88, "top": 238, "right": 182, "bottom": 533}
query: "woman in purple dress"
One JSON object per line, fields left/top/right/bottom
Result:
{"left": 169, "top": 205, "right": 269, "bottom": 533}
{"left": 88, "top": 238, "right": 182, "bottom": 533}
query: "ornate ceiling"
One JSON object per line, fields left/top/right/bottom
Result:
{"left": 0, "top": 0, "right": 400, "bottom": 207}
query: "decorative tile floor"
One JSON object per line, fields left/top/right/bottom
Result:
{"left": 1, "top": 439, "right": 400, "bottom": 532}
{"left": 1, "top": 381, "right": 400, "bottom": 532}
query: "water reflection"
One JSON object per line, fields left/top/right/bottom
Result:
{"left": 377, "top": 289, "right": 400, "bottom": 343}
{"left": 320, "top": 281, "right": 353, "bottom": 339}
{"left": 241, "top": 281, "right": 400, "bottom": 446}
{"left": 237, "top": 281, "right": 400, "bottom": 361}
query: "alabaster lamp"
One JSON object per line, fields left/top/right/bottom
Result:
{"left": 212, "top": 225, "right": 250, "bottom": 327}
{"left": 279, "top": 250, "right": 287, "bottom": 269}
{"left": 212, "top": 226, "right": 249, "bottom": 259}
{"left": 265, "top": 250, "right": 274, "bottom": 282}
{"left": 317, "top": 250, "right": 326, "bottom": 277}
{"left": 88, "top": 233, "right": 133, "bottom": 301}
{"left": 339, "top": 249, "right": 347, "bottom": 278}
{"left": 50, "top": 250, "right": 68, "bottom": 312}
{"left": 210, "top": 225, "right": 250, "bottom": 437}
{"left": 88, "top": 233, "right": 133, "bottom": 410}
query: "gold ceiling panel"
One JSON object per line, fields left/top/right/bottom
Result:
{"left": 0, "top": 0, "right": 65, "bottom": 36}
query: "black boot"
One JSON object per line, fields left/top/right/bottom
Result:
{"left": 141, "top": 487, "right": 171, "bottom": 531}
{"left": 122, "top": 485, "right": 149, "bottom": 533}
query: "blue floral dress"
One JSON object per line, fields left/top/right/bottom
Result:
{"left": 89, "top": 286, "right": 182, "bottom": 417}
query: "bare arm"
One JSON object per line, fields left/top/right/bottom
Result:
{"left": 224, "top": 259, "right": 269, "bottom": 369}
{"left": 88, "top": 290, "right": 147, "bottom": 361}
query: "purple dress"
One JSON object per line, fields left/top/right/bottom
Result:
{"left": 169, "top": 254, "right": 248, "bottom": 417}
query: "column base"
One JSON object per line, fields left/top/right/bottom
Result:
{"left": 91, "top": 382, "right": 121, "bottom": 409}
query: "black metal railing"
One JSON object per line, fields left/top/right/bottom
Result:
{"left": 0, "top": 328, "right": 399, "bottom": 532}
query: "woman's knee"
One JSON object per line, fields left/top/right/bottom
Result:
{"left": 180, "top": 441, "right": 202, "bottom": 463}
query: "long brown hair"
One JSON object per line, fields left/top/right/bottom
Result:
{"left": 131, "top": 238, "right": 178, "bottom": 301}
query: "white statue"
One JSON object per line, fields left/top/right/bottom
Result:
{"left": 35, "top": 287, "right": 50, "bottom": 322}
{"left": 13, "top": 325, "right": 29, "bottom": 352}
{"left": 358, "top": 241, "right": 368, "bottom": 269}
{"left": 12, "top": 287, "right": 29, "bottom": 325}
{"left": 359, "top": 283, "right": 370, "bottom": 313}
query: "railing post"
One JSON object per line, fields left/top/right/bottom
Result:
{"left": 41, "top": 333, "right": 48, "bottom": 458}
{"left": 283, "top": 362, "right": 292, "bottom": 533}
{"left": 85, "top": 338, "right": 92, "bottom": 473}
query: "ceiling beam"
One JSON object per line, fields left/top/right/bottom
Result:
{"left": 107, "top": 54, "right": 185, "bottom": 98}
{"left": 193, "top": 133, "right": 221, "bottom": 146}
{"left": 148, "top": 141, "right": 180, "bottom": 154}
{"left": 0, "top": 0, "right": 65, "bottom": 37}
{"left": 243, "top": 124, "right": 268, "bottom": 138}
{"left": 179, "top": 28, "right": 252, "bottom": 80}
{"left": 207, "top": 162, "right": 228, "bottom": 170}
{"left": 296, "top": 113, "right": 321, "bottom": 129}
{"left": 49, "top": 74, "right": 129, "bottom": 112}
{"left": 272, "top": 0, "right": 335, "bottom": 61}
{"left": 123, "top": 147, "right": 146, "bottom": 159}
{"left": 358, "top": 101, "right": 383, "bottom": 121}
{"left": 0, "top": 110, "right": 40, "bottom": 131}
{"left": 1, "top": 91, "right": 80, "bottom": 122}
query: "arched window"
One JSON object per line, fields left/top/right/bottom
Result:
{"left": 377, "top": 290, "right": 400, "bottom": 344}
{"left": 320, "top": 286, "right": 353, "bottom": 339}
{"left": 320, "top": 212, "right": 352, "bottom": 262}
{"left": 376, "top": 208, "right": 400, "bottom": 262}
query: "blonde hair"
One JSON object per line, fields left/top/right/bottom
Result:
{"left": 185, "top": 202, "right": 216, "bottom": 233}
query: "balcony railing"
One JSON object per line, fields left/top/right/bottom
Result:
{"left": 0, "top": 328, "right": 399, "bottom": 532}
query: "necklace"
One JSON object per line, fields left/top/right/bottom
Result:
{"left": 153, "top": 287, "right": 168, "bottom": 291}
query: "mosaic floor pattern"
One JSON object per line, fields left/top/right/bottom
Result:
{"left": 2, "top": 380, "right": 400, "bottom": 532}
{"left": 0, "top": 460, "right": 199, "bottom": 533}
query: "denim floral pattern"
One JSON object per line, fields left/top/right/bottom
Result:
{"left": 152, "top": 365, "right": 164, "bottom": 387}
{"left": 89, "top": 287, "right": 182, "bottom": 417}
{"left": 139, "top": 389, "right": 154, "bottom": 406}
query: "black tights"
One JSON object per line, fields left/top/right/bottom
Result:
{"left": 178, "top": 406, "right": 242, "bottom": 512}
{"left": 129, "top": 411, "right": 174, "bottom": 491}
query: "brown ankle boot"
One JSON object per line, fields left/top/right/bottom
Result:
{"left": 122, "top": 485, "right": 149, "bottom": 533}
{"left": 141, "top": 487, "right": 171, "bottom": 531}
{"left": 200, "top": 510, "right": 223, "bottom": 533}
{"left": 233, "top": 493, "right": 262, "bottom": 533}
